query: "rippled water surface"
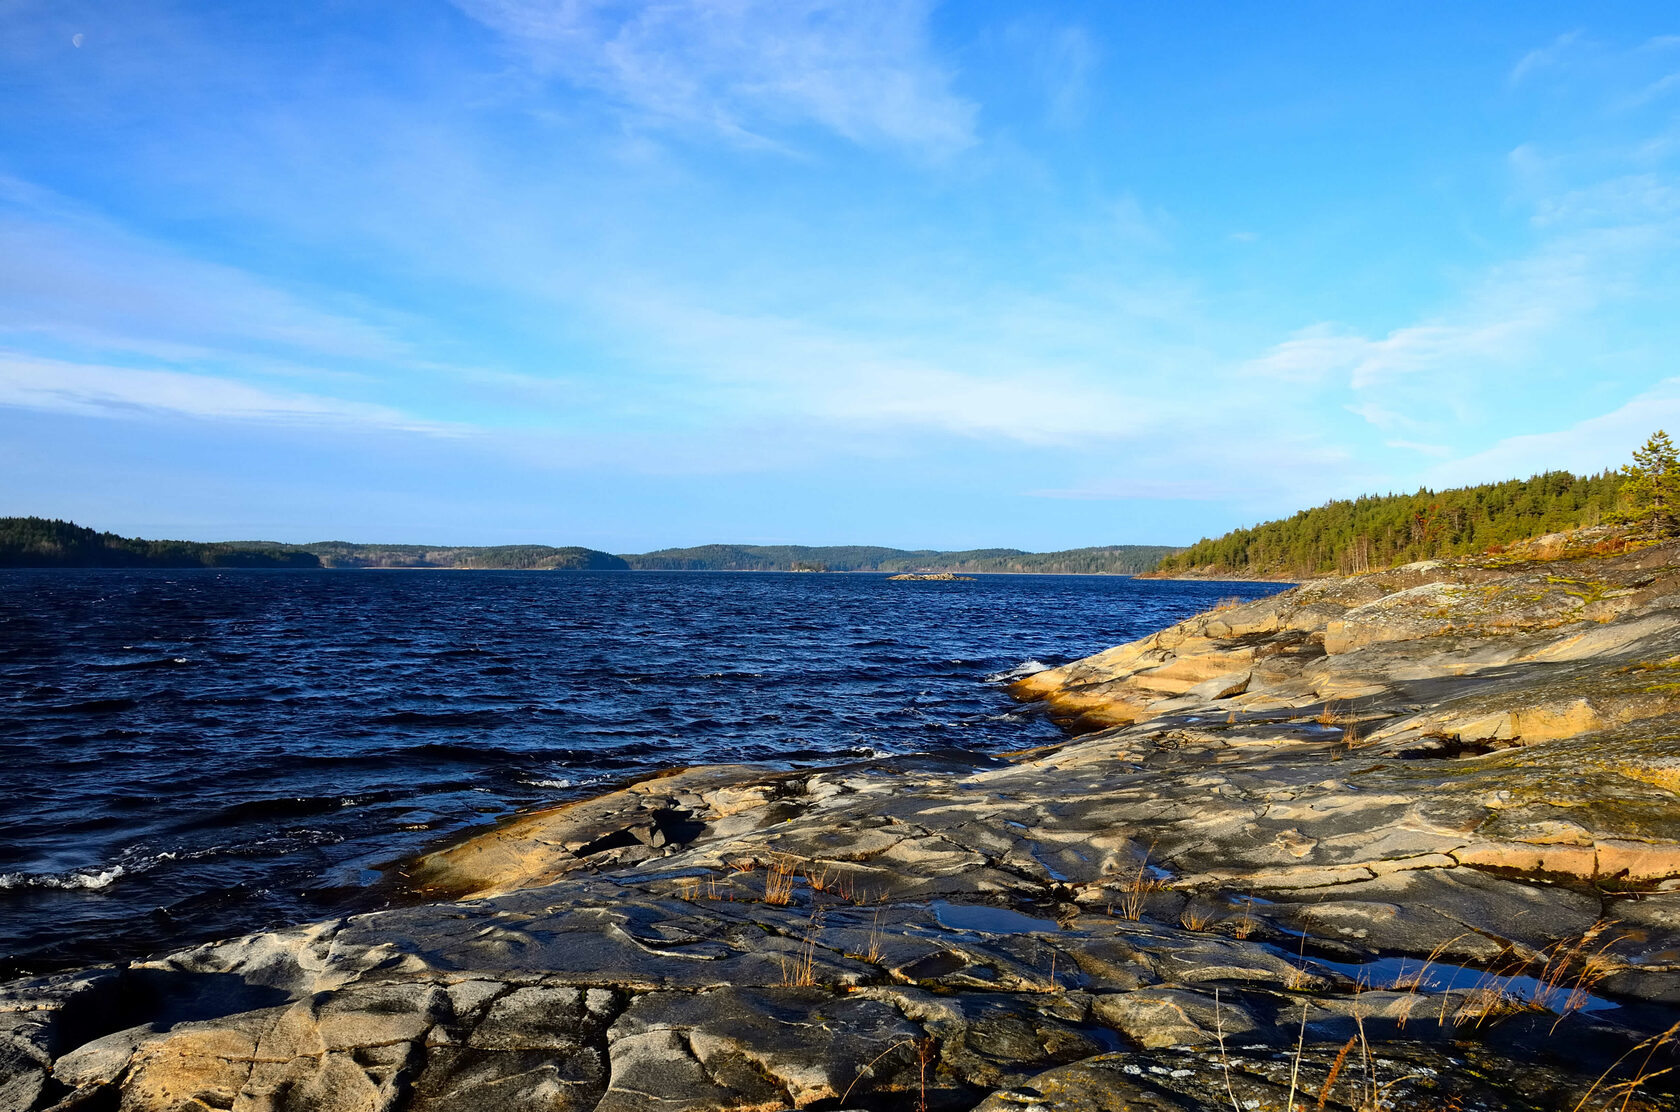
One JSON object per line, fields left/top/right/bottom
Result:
{"left": 0, "top": 569, "right": 1280, "bottom": 976}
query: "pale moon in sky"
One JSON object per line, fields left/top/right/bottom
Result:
{"left": 71, "top": 33, "right": 84, "bottom": 47}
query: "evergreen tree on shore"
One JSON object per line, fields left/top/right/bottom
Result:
{"left": 1616, "top": 430, "right": 1680, "bottom": 538}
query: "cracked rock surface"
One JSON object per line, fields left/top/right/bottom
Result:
{"left": 6, "top": 539, "right": 1680, "bottom": 1110}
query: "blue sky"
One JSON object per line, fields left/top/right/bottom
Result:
{"left": 3, "top": 2, "right": 1680, "bottom": 550}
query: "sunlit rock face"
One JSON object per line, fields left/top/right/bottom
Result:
{"left": 7, "top": 537, "right": 1680, "bottom": 1110}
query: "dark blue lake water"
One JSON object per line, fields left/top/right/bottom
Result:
{"left": 0, "top": 569, "right": 1280, "bottom": 977}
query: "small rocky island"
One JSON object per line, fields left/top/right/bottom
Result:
{"left": 887, "top": 572, "right": 977, "bottom": 581}
{"left": 7, "top": 532, "right": 1680, "bottom": 1110}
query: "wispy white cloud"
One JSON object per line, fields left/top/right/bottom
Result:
{"left": 1510, "top": 30, "right": 1582, "bottom": 86}
{"left": 1427, "top": 377, "right": 1680, "bottom": 485}
{"left": 0, "top": 353, "right": 457, "bottom": 434}
{"left": 580, "top": 291, "right": 1173, "bottom": 445}
{"left": 0, "top": 177, "right": 412, "bottom": 367}
{"left": 1622, "top": 70, "right": 1680, "bottom": 110}
{"left": 1036, "top": 24, "right": 1097, "bottom": 129}
{"left": 1246, "top": 198, "right": 1678, "bottom": 401}
{"left": 1346, "top": 402, "right": 1414, "bottom": 431}
{"left": 453, "top": 0, "right": 976, "bottom": 155}
{"left": 1027, "top": 477, "right": 1238, "bottom": 502}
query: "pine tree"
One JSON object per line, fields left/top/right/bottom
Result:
{"left": 1617, "top": 430, "right": 1680, "bottom": 537}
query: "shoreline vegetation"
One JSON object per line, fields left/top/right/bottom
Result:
{"left": 1153, "top": 469, "right": 1628, "bottom": 580}
{"left": 8, "top": 523, "right": 1680, "bottom": 1109}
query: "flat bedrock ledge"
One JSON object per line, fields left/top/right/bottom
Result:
{"left": 7, "top": 537, "right": 1680, "bottom": 1111}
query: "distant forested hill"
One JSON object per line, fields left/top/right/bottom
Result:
{"left": 302, "top": 542, "right": 628, "bottom": 570}
{"left": 0, "top": 519, "right": 629, "bottom": 570}
{"left": 0, "top": 518, "right": 320, "bottom": 568}
{"left": 1152, "top": 470, "right": 1625, "bottom": 579}
{"left": 622, "top": 544, "right": 1179, "bottom": 575}
{"left": 0, "top": 519, "right": 1169, "bottom": 574}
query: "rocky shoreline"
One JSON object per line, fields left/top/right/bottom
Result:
{"left": 7, "top": 537, "right": 1680, "bottom": 1110}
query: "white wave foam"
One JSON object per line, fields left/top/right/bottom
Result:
{"left": 985, "top": 659, "right": 1050, "bottom": 683}
{"left": 0, "top": 865, "right": 126, "bottom": 890}
{"left": 529, "top": 778, "right": 574, "bottom": 789}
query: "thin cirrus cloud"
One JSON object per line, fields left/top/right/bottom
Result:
{"left": 1510, "top": 30, "right": 1582, "bottom": 86}
{"left": 451, "top": 0, "right": 977, "bottom": 154}
{"left": 1428, "top": 376, "right": 1680, "bottom": 485}
{"left": 0, "top": 180, "right": 411, "bottom": 367}
{"left": 0, "top": 354, "right": 457, "bottom": 435}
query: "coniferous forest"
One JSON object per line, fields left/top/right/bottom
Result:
{"left": 1153, "top": 470, "right": 1626, "bottom": 578}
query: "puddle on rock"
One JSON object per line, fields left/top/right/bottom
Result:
{"left": 932, "top": 900, "right": 1059, "bottom": 934}
{"left": 1306, "top": 953, "right": 1620, "bottom": 1014}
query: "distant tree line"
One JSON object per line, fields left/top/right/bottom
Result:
{"left": 622, "top": 544, "right": 1181, "bottom": 575}
{"left": 303, "top": 542, "right": 629, "bottom": 570}
{"left": 0, "top": 524, "right": 1170, "bottom": 574}
{"left": 0, "top": 518, "right": 321, "bottom": 568}
{"left": 0, "top": 520, "right": 629, "bottom": 570}
{"left": 1153, "top": 470, "right": 1627, "bottom": 579}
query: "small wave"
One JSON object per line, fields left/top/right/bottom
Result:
{"left": 50, "top": 697, "right": 138, "bottom": 714}
{"left": 369, "top": 710, "right": 508, "bottom": 728}
{"left": 90, "top": 656, "right": 194, "bottom": 672}
{"left": 960, "top": 710, "right": 1031, "bottom": 724}
{"left": 0, "top": 865, "right": 126, "bottom": 891}
{"left": 984, "top": 659, "right": 1050, "bottom": 683}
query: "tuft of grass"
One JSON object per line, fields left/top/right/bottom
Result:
{"left": 1115, "top": 848, "right": 1159, "bottom": 922}
{"left": 764, "top": 857, "right": 798, "bottom": 906}
{"left": 1230, "top": 894, "right": 1257, "bottom": 940}
{"left": 1180, "top": 906, "right": 1213, "bottom": 932}
{"left": 777, "top": 906, "right": 825, "bottom": 987}
{"left": 865, "top": 909, "right": 886, "bottom": 965}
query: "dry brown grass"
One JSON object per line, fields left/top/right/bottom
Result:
{"left": 845, "top": 907, "right": 887, "bottom": 966}
{"left": 778, "top": 939, "right": 819, "bottom": 987}
{"left": 1213, "top": 989, "right": 1243, "bottom": 1112}
{"left": 865, "top": 911, "right": 885, "bottom": 965}
{"left": 1570, "top": 1020, "right": 1680, "bottom": 1112}
{"left": 777, "top": 906, "right": 825, "bottom": 987}
{"left": 1114, "top": 848, "right": 1159, "bottom": 922}
{"left": 676, "top": 872, "right": 727, "bottom": 902}
{"left": 1385, "top": 935, "right": 1468, "bottom": 993}
{"left": 1230, "top": 895, "right": 1257, "bottom": 940}
{"left": 764, "top": 858, "right": 798, "bottom": 906}
{"left": 1317, "top": 699, "right": 1366, "bottom": 728}
{"left": 839, "top": 1039, "right": 917, "bottom": 1109}
{"left": 1180, "top": 906, "right": 1214, "bottom": 932}
{"left": 1315, "top": 1036, "right": 1356, "bottom": 1111}
{"left": 1387, "top": 920, "right": 1630, "bottom": 1030}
